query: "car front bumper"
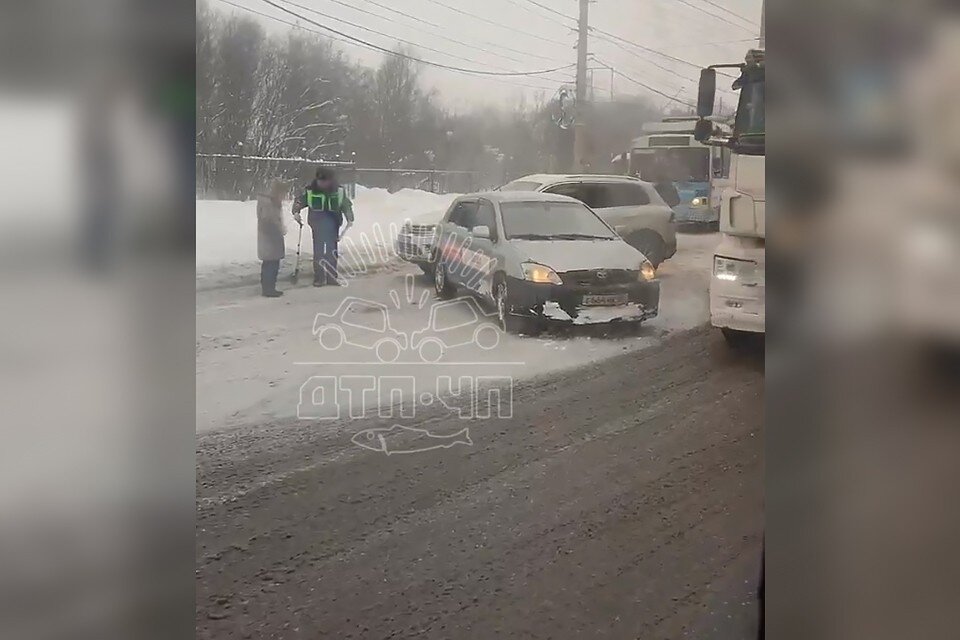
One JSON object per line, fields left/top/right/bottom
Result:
{"left": 395, "top": 234, "right": 435, "bottom": 264}
{"left": 507, "top": 277, "right": 660, "bottom": 325}
{"left": 672, "top": 204, "right": 718, "bottom": 225}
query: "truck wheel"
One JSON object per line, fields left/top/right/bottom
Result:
{"left": 722, "top": 328, "right": 755, "bottom": 350}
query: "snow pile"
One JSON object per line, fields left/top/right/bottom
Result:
{"left": 196, "top": 186, "right": 458, "bottom": 289}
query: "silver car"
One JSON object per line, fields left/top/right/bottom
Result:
{"left": 432, "top": 192, "right": 660, "bottom": 334}
{"left": 499, "top": 174, "right": 677, "bottom": 266}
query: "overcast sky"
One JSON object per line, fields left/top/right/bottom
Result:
{"left": 214, "top": 0, "right": 762, "bottom": 112}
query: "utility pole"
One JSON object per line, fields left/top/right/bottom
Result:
{"left": 573, "top": 0, "right": 589, "bottom": 172}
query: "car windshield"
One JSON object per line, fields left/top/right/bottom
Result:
{"left": 500, "top": 201, "right": 617, "bottom": 240}
{"left": 499, "top": 180, "right": 543, "bottom": 192}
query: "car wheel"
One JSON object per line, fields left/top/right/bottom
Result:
{"left": 419, "top": 263, "right": 435, "bottom": 278}
{"left": 434, "top": 261, "right": 455, "bottom": 299}
{"left": 495, "top": 280, "right": 525, "bottom": 334}
{"left": 631, "top": 232, "right": 666, "bottom": 267}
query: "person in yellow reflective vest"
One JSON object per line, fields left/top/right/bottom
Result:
{"left": 292, "top": 167, "right": 354, "bottom": 286}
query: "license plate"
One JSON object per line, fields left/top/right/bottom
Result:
{"left": 581, "top": 293, "right": 628, "bottom": 306}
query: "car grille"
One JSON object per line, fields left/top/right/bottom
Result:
{"left": 561, "top": 269, "right": 636, "bottom": 287}
{"left": 405, "top": 224, "right": 436, "bottom": 237}
{"left": 397, "top": 236, "right": 434, "bottom": 258}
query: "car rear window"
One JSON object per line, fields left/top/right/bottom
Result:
{"left": 499, "top": 180, "right": 543, "bottom": 192}
{"left": 500, "top": 201, "right": 617, "bottom": 240}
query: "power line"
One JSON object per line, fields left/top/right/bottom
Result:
{"left": 330, "top": 0, "right": 568, "bottom": 62}
{"left": 516, "top": 0, "right": 577, "bottom": 26}
{"left": 282, "top": 0, "right": 515, "bottom": 69}
{"left": 591, "top": 26, "right": 737, "bottom": 80}
{"left": 213, "top": 0, "right": 568, "bottom": 91}
{"left": 319, "top": 0, "right": 557, "bottom": 67}
{"left": 521, "top": 0, "right": 748, "bottom": 72}
{"left": 351, "top": 0, "right": 566, "bottom": 63}
{"left": 503, "top": 0, "right": 573, "bottom": 30}
{"left": 214, "top": 0, "right": 358, "bottom": 46}
{"left": 593, "top": 56, "right": 696, "bottom": 108}
{"left": 420, "top": 0, "right": 573, "bottom": 48}
{"left": 696, "top": 0, "right": 760, "bottom": 27}
{"left": 668, "top": 0, "right": 758, "bottom": 33}
{"left": 259, "top": 0, "right": 576, "bottom": 76}
{"left": 355, "top": 0, "right": 441, "bottom": 29}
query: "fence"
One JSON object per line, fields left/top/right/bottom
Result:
{"left": 196, "top": 153, "right": 490, "bottom": 200}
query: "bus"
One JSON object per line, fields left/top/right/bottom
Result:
{"left": 628, "top": 117, "right": 731, "bottom": 226}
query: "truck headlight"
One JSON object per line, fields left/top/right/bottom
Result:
{"left": 691, "top": 196, "right": 708, "bottom": 207}
{"left": 639, "top": 260, "right": 656, "bottom": 281}
{"left": 714, "top": 256, "right": 754, "bottom": 282}
{"left": 521, "top": 262, "right": 562, "bottom": 285}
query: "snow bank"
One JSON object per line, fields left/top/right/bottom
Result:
{"left": 196, "top": 186, "right": 458, "bottom": 289}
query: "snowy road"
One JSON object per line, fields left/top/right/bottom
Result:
{"left": 196, "top": 231, "right": 763, "bottom": 638}
{"left": 196, "top": 233, "right": 717, "bottom": 434}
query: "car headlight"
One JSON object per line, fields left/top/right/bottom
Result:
{"left": 714, "top": 256, "right": 755, "bottom": 282}
{"left": 691, "top": 196, "right": 708, "bottom": 207}
{"left": 521, "top": 262, "right": 562, "bottom": 285}
{"left": 639, "top": 260, "right": 656, "bottom": 281}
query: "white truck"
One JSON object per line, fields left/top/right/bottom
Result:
{"left": 694, "top": 42, "right": 765, "bottom": 347}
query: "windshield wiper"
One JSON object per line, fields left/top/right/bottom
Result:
{"left": 552, "top": 233, "right": 614, "bottom": 240}
{"left": 509, "top": 233, "right": 554, "bottom": 240}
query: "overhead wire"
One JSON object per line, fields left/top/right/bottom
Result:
{"left": 513, "top": 0, "right": 743, "bottom": 79}
{"left": 695, "top": 0, "right": 760, "bottom": 27}
{"left": 280, "top": 0, "right": 528, "bottom": 70}
{"left": 258, "top": 0, "right": 576, "bottom": 76}
{"left": 510, "top": 0, "right": 577, "bottom": 28}
{"left": 213, "top": 0, "right": 569, "bottom": 91}
{"left": 319, "top": 0, "right": 557, "bottom": 67}
{"left": 592, "top": 56, "right": 697, "bottom": 108}
{"left": 349, "top": 0, "right": 569, "bottom": 63}
{"left": 668, "top": 0, "right": 759, "bottom": 33}
{"left": 419, "top": 0, "right": 573, "bottom": 48}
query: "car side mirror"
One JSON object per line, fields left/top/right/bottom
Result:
{"left": 697, "top": 68, "right": 716, "bottom": 118}
{"left": 472, "top": 225, "right": 491, "bottom": 240}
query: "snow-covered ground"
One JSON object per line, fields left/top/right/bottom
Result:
{"left": 195, "top": 232, "right": 717, "bottom": 433}
{"left": 197, "top": 186, "right": 457, "bottom": 289}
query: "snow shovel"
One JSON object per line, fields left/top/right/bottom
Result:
{"left": 290, "top": 223, "right": 304, "bottom": 284}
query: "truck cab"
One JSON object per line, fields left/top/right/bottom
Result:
{"left": 695, "top": 48, "right": 765, "bottom": 346}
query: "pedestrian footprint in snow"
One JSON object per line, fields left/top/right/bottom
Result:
{"left": 351, "top": 425, "right": 472, "bottom": 455}
{"left": 257, "top": 178, "right": 288, "bottom": 298}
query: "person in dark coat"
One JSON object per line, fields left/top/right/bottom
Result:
{"left": 256, "top": 179, "right": 288, "bottom": 297}
{"left": 292, "top": 167, "right": 354, "bottom": 287}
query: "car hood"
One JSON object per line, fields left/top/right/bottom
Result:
{"left": 512, "top": 239, "right": 643, "bottom": 272}
{"left": 410, "top": 209, "right": 445, "bottom": 226}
